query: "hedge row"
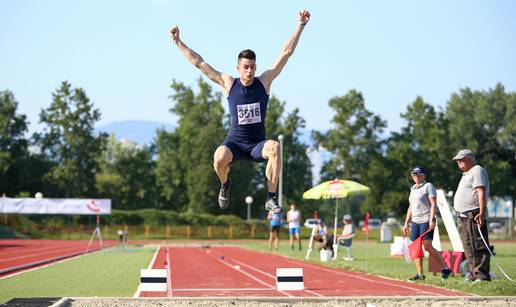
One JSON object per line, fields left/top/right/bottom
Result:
{"left": 110, "top": 209, "right": 263, "bottom": 226}
{"left": 5, "top": 209, "right": 261, "bottom": 228}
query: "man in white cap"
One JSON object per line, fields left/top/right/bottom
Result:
{"left": 453, "top": 149, "right": 491, "bottom": 282}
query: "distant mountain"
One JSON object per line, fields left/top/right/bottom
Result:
{"left": 96, "top": 120, "right": 175, "bottom": 145}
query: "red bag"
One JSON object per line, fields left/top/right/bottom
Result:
{"left": 408, "top": 229, "right": 431, "bottom": 259}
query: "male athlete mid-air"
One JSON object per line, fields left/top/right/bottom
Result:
{"left": 170, "top": 10, "right": 311, "bottom": 213}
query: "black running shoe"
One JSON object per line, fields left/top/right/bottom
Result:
{"left": 408, "top": 274, "right": 425, "bottom": 282}
{"left": 441, "top": 267, "right": 452, "bottom": 279}
{"left": 218, "top": 179, "right": 231, "bottom": 209}
{"left": 265, "top": 197, "right": 282, "bottom": 214}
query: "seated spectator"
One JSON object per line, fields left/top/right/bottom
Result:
{"left": 337, "top": 214, "right": 356, "bottom": 261}
{"left": 314, "top": 221, "right": 334, "bottom": 256}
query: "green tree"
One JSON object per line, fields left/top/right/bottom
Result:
{"left": 378, "top": 97, "right": 452, "bottom": 216}
{"left": 35, "top": 81, "right": 106, "bottom": 197}
{"left": 0, "top": 90, "right": 29, "bottom": 195}
{"left": 313, "top": 90, "right": 386, "bottom": 181}
{"left": 96, "top": 135, "right": 157, "bottom": 210}
{"left": 312, "top": 90, "right": 386, "bottom": 216}
{"left": 155, "top": 130, "right": 188, "bottom": 211}
{"left": 445, "top": 84, "right": 516, "bottom": 198}
{"left": 156, "top": 78, "right": 226, "bottom": 213}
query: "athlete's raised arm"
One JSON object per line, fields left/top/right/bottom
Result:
{"left": 259, "top": 10, "right": 310, "bottom": 93}
{"left": 170, "top": 26, "right": 233, "bottom": 95}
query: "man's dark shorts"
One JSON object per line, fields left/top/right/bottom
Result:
{"left": 223, "top": 138, "right": 267, "bottom": 163}
{"left": 338, "top": 238, "right": 352, "bottom": 247}
{"left": 410, "top": 222, "right": 434, "bottom": 241}
{"left": 270, "top": 225, "right": 280, "bottom": 233}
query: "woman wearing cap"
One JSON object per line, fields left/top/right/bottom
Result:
{"left": 338, "top": 214, "right": 355, "bottom": 261}
{"left": 403, "top": 166, "right": 451, "bottom": 282}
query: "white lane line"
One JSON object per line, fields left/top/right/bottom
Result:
{"left": 202, "top": 249, "right": 293, "bottom": 297}
{"left": 172, "top": 288, "right": 275, "bottom": 292}
{"left": 148, "top": 245, "right": 161, "bottom": 269}
{"left": 277, "top": 254, "right": 443, "bottom": 296}
{"left": 166, "top": 247, "right": 172, "bottom": 297}
{"left": 133, "top": 245, "right": 161, "bottom": 298}
{"left": 228, "top": 257, "right": 324, "bottom": 297}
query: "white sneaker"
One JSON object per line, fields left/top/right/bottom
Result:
{"left": 265, "top": 197, "right": 282, "bottom": 214}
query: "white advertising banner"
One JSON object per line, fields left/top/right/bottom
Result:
{"left": 0, "top": 198, "right": 111, "bottom": 215}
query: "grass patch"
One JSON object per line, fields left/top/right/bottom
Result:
{"left": 242, "top": 239, "right": 516, "bottom": 296}
{"left": 0, "top": 246, "right": 155, "bottom": 304}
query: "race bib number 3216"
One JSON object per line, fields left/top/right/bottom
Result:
{"left": 237, "top": 102, "right": 261, "bottom": 125}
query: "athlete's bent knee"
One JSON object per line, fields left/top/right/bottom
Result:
{"left": 213, "top": 146, "right": 231, "bottom": 170}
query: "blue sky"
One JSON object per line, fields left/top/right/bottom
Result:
{"left": 1, "top": 0, "right": 515, "bottom": 136}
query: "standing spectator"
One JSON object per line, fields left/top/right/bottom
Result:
{"left": 268, "top": 210, "right": 282, "bottom": 251}
{"left": 337, "top": 214, "right": 355, "bottom": 261}
{"left": 117, "top": 229, "right": 124, "bottom": 244}
{"left": 453, "top": 149, "right": 491, "bottom": 282}
{"left": 403, "top": 166, "right": 451, "bottom": 282}
{"left": 287, "top": 203, "right": 302, "bottom": 251}
{"left": 123, "top": 228, "right": 129, "bottom": 245}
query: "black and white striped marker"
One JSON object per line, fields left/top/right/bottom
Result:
{"left": 276, "top": 268, "right": 304, "bottom": 290}
{"left": 139, "top": 269, "right": 167, "bottom": 291}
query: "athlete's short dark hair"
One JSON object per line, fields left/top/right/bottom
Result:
{"left": 238, "top": 49, "right": 256, "bottom": 61}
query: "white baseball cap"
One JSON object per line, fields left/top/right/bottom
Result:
{"left": 453, "top": 149, "right": 474, "bottom": 160}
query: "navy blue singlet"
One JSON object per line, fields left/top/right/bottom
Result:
{"left": 227, "top": 78, "right": 269, "bottom": 142}
{"left": 223, "top": 78, "right": 270, "bottom": 162}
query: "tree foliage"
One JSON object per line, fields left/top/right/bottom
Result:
{"left": 313, "top": 90, "right": 387, "bottom": 182}
{"left": 314, "top": 85, "right": 515, "bottom": 219}
{"left": 34, "top": 81, "right": 106, "bottom": 197}
{"left": 96, "top": 135, "right": 157, "bottom": 210}
{"left": 0, "top": 90, "right": 29, "bottom": 195}
{"left": 2, "top": 80, "right": 514, "bottom": 222}
{"left": 156, "top": 78, "right": 226, "bottom": 213}
{"left": 312, "top": 90, "right": 387, "bottom": 216}
{"left": 445, "top": 84, "right": 516, "bottom": 198}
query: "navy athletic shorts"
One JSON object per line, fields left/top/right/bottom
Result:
{"left": 223, "top": 138, "right": 267, "bottom": 163}
{"left": 410, "top": 222, "right": 434, "bottom": 241}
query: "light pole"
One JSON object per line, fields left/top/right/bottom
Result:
{"left": 245, "top": 196, "right": 253, "bottom": 221}
{"left": 278, "top": 134, "right": 284, "bottom": 209}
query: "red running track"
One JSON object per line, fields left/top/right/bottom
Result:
{"left": 139, "top": 246, "right": 466, "bottom": 297}
{"left": 0, "top": 239, "right": 117, "bottom": 278}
